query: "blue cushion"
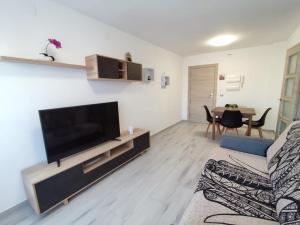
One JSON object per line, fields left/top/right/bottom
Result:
{"left": 220, "top": 135, "right": 274, "bottom": 156}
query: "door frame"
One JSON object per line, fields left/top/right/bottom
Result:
{"left": 188, "top": 64, "right": 218, "bottom": 121}
{"left": 276, "top": 42, "right": 300, "bottom": 136}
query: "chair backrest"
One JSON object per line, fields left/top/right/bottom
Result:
{"left": 225, "top": 104, "right": 238, "bottom": 108}
{"left": 258, "top": 108, "right": 272, "bottom": 126}
{"left": 220, "top": 110, "right": 243, "bottom": 128}
{"left": 203, "top": 105, "right": 212, "bottom": 122}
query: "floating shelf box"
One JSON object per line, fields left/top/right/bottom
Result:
{"left": 85, "top": 54, "right": 142, "bottom": 81}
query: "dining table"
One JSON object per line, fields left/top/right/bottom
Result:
{"left": 211, "top": 107, "right": 256, "bottom": 140}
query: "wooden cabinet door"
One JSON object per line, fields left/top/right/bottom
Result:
{"left": 98, "top": 56, "right": 120, "bottom": 79}
{"left": 127, "top": 62, "right": 142, "bottom": 81}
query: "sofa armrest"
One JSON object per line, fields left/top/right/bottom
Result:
{"left": 220, "top": 135, "right": 274, "bottom": 156}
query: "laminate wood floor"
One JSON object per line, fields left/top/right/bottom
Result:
{"left": 0, "top": 121, "right": 274, "bottom": 225}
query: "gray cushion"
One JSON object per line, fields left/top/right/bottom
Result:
{"left": 220, "top": 134, "right": 274, "bottom": 156}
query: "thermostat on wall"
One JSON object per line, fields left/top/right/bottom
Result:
{"left": 142, "top": 68, "right": 154, "bottom": 83}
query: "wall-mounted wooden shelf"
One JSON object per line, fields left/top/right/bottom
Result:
{"left": 85, "top": 54, "right": 142, "bottom": 81}
{"left": 0, "top": 56, "right": 86, "bottom": 70}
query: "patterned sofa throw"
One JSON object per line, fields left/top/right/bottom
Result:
{"left": 179, "top": 121, "right": 300, "bottom": 225}
{"left": 197, "top": 159, "right": 278, "bottom": 222}
{"left": 267, "top": 122, "right": 300, "bottom": 225}
{"left": 179, "top": 147, "right": 279, "bottom": 225}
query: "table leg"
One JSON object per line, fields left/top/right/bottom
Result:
{"left": 246, "top": 116, "right": 252, "bottom": 136}
{"left": 212, "top": 112, "right": 216, "bottom": 140}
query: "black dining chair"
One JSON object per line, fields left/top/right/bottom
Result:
{"left": 225, "top": 104, "right": 238, "bottom": 108}
{"left": 203, "top": 105, "right": 221, "bottom": 137}
{"left": 243, "top": 108, "right": 271, "bottom": 138}
{"left": 220, "top": 110, "right": 243, "bottom": 134}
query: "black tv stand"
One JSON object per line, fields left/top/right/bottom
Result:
{"left": 113, "top": 137, "right": 122, "bottom": 141}
{"left": 22, "top": 129, "right": 150, "bottom": 215}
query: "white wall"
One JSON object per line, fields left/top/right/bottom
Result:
{"left": 0, "top": 0, "right": 182, "bottom": 213}
{"left": 288, "top": 24, "right": 300, "bottom": 48}
{"left": 182, "top": 42, "right": 287, "bottom": 130}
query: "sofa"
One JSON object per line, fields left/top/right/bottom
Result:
{"left": 179, "top": 121, "right": 300, "bottom": 225}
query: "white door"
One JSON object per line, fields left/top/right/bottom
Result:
{"left": 276, "top": 43, "right": 300, "bottom": 135}
{"left": 188, "top": 64, "right": 217, "bottom": 123}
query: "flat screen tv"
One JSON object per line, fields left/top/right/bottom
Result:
{"left": 39, "top": 102, "right": 120, "bottom": 165}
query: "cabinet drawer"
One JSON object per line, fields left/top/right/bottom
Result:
{"left": 134, "top": 132, "right": 150, "bottom": 153}
{"left": 35, "top": 166, "right": 84, "bottom": 213}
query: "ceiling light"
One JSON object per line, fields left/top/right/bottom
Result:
{"left": 207, "top": 34, "right": 238, "bottom": 47}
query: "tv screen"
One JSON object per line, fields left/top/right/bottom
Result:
{"left": 39, "top": 102, "right": 120, "bottom": 164}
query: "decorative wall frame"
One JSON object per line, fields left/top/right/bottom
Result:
{"left": 161, "top": 74, "right": 170, "bottom": 88}
{"left": 226, "top": 75, "right": 241, "bottom": 83}
{"left": 142, "top": 68, "right": 154, "bottom": 83}
{"left": 226, "top": 83, "right": 240, "bottom": 91}
{"left": 225, "top": 75, "right": 244, "bottom": 91}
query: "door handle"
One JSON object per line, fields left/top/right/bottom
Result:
{"left": 209, "top": 93, "right": 214, "bottom": 98}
